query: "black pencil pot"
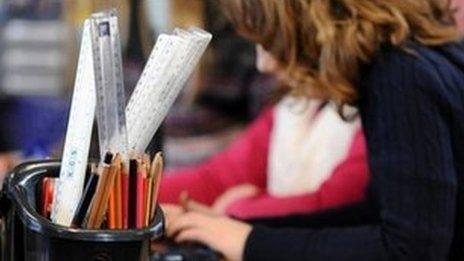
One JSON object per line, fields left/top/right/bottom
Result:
{"left": 0, "top": 160, "right": 164, "bottom": 261}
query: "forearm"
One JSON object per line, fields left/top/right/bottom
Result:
{"left": 159, "top": 108, "right": 273, "bottom": 205}
{"left": 227, "top": 146, "right": 369, "bottom": 220}
{"left": 159, "top": 168, "right": 223, "bottom": 205}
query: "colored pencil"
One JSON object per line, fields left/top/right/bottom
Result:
{"left": 114, "top": 164, "right": 123, "bottom": 229}
{"left": 149, "top": 152, "right": 163, "bottom": 221}
{"left": 86, "top": 152, "right": 113, "bottom": 228}
{"left": 136, "top": 160, "right": 147, "bottom": 228}
{"left": 144, "top": 169, "right": 154, "bottom": 226}
{"left": 107, "top": 160, "right": 122, "bottom": 229}
{"left": 93, "top": 154, "right": 121, "bottom": 229}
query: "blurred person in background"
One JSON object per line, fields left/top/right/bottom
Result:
{"left": 163, "top": 0, "right": 274, "bottom": 169}
{"left": 159, "top": 15, "right": 370, "bottom": 220}
{"left": 163, "top": 0, "right": 464, "bottom": 260}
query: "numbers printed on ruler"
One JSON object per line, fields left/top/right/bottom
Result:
{"left": 126, "top": 35, "right": 179, "bottom": 151}
{"left": 91, "top": 10, "right": 128, "bottom": 161}
{"left": 127, "top": 35, "right": 181, "bottom": 152}
{"left": 51, "top": 20, "right": 96, "bottom": 226}
{"left": 52, "top": 8, "right": 212, "bottom": 226}
{"left": 126, "top": 29, "right": 212, "bottom": 154}
{"left": 52, "top": 10, "right": 130, "bottom": 226}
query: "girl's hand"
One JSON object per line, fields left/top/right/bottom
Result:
{"left": 166, "top": 212, "right": 252, "bottom": 261}
{"left": 161, "top": 204, "right": 185, "bottom": 228}
{"left": 212, "top": 184, "right": 259, "bottom": 214}
{"left": 173, "top": 184, "right": 260, "bottom": 218}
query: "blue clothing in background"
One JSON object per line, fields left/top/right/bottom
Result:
{"left": 0, "top": 96, "right": 67, "bottom": 157}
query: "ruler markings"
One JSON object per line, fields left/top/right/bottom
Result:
{"left": 52, "top": 10, "right": 211, "bottom": 226}
{"left": 51, "top": 20, "right": 96, "bottom": 225}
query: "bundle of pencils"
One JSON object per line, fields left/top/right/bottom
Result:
{"left": 41, "top": 152, "right": 164, "bottom": 229}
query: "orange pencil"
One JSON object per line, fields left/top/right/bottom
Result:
{"left": 108, "top": 185, "right": 116, "bottom": 229}
{"left": 95, "top": 154, "right": 121, "bottom": 229}
{"left": 87, "top": 153, "right": 120, "bottom": 229}
{"left": 107, "top": 162, "right": 121, "bottom": 229}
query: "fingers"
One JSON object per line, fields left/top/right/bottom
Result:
{"left": 213, "top": 184, "right": 260, "bottom": 214}
{"left": 165, "top": 212, "right": 252, "bottom": 261}
{"left": 178, "top": 191, "right": 218, "bottom": 216}
{"left": 185, "top": 199, "right": 219, "bottom": 216}
{"left": 173, "top": 226, "right": 220, "bottom": 257}
{"left": 161, "top": 204, "right": 184, "bottom": 226}
{"left": 161, "top": 203, "right": 183, "bottom": 214}
{"left": 166, "top": 212, "right": 209, "bottom": 238}
{"left": 174, "top": 227, "right": 209, "bottom": 244}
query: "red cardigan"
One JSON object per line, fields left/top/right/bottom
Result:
{"left": 159, "top": 108, "right": 369, "bottom": 219}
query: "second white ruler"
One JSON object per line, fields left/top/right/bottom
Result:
{"left": 126, "top": 28, "right": 212, "bottom": 155}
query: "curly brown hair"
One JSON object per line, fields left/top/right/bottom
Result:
{"left": 221, "top": 0, "right": 462, "bottom": 107}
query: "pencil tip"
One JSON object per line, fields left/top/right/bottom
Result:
{"left": 104, "top": 152, "right": 113, "bottom": 164}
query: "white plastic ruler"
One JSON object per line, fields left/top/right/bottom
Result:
{"left": 51, "top": 20, "right": 96, "bottom": 226}
{"left": 126, "top": 28, "right": 212, "bottom": 154}
{"left": 51, "top": 12, "right": 212, "bottom": 225}
{"left": 125, "top": 34, "right": 180, "bottom": 154}
{"left": 90, "top": 10, "right": 128, "bottom": 161}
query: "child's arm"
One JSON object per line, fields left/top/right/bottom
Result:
{"left": 159, "top": 108, "right": 273, "bottom": 205}
{"left": 225, "top": 130, "right": 369, "bottom": 219}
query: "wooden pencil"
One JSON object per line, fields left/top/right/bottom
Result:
{"left": 149, "top": 152, "right": 163, "bottom": 221}
{"left": 108, "top": 182, "right": 117, "bottom": 228}
{"left": 142, "top": 154, "right": 151, "bottom": 172}
{"left": 93, "top": 154, "right": 121, "bottom": 229}
{"left": 107, "top": 159, "right": 122, "bottom": 229}
{"left": 141, "top": 154, "right": 150, "bottom": 227}
{"left": 136, "top": 160, "right": 147, "bottom": 228}
{"left": 86, "top": 153, "right": 113, "bottom": 228}
{"left": 144, "top": 165, "right": 154, "bottom": 226}
{"left": 114, "top": 163, "right": 123, "bottom": 229}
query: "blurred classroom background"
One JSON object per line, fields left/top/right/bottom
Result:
{"left": 0, "top": 0, "right": 276, "bottom": 179}
{"left": 1, "top": 0, "right": 463, "bottom": 179}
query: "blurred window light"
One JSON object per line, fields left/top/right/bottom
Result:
{"left": 145, "top": 0, "right": 171, "bottom": 32}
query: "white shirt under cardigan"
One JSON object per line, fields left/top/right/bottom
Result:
{"left": 267, "top": 96, "right": 360, "bottom": 197}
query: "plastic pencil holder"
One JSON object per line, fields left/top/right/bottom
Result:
{"left": 0, "top": 160, "right": 164, "bottom": 261}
